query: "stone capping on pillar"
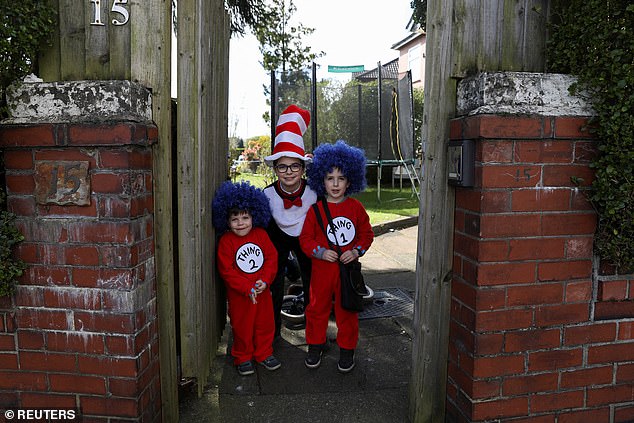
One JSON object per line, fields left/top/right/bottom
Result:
{"left": 5, "top": 80, "right": 152, "bottom": 124}
{"left": 456, "top": 72, "right": 595, "bottom": 118}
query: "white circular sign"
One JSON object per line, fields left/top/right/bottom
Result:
{"left": 327, "top": 217, "right": 355, "bottom": 247}
{"left": 235, "top": 242, "right": 264, "bottom": 274}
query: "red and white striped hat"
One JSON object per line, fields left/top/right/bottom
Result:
{"left": 264, "top": 104, "right": 311, "bottom": 165}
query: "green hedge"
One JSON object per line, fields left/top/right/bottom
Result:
{"left": 547, "top": 1, "right": 634, "bottom": 272}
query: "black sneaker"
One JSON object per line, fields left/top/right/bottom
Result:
{"left": 305, "top": 344, "right": 323, "bottom": 369}
{"left": 237, "top": 361, "right": 254, "bottom": 376}
{"left": 258, "top": 355, "right": 281, "bottom": 371}
{"left": 337, "top": 348, "right": 355, "bottom": 373}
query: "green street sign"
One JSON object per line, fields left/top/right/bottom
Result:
{"left": 328, "top": 65, "right": 365, "bottom": 73}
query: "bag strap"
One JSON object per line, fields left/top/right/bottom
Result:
{"left": 311, "top": 200, "right": 342, "bottom": 255}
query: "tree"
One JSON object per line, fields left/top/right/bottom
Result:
{"left": 410, "top": 0, "right": 427, "bottom": 31}
{"left": 253, "top": 0, "right": 322, "bottom": 73}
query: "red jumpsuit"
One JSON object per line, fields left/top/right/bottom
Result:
{"left": 217, "top": 227, "right": 278, "bottom": 364}
{"left": 299, "top": 197, "right": 374, "bottom": 349}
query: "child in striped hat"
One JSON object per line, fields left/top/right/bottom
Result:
{"left": 263, "top": 104, "right": 317, "bottom": 337}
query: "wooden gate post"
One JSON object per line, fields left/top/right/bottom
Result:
{"left": 36, "top": 0, "right": 177, "bottom": 419}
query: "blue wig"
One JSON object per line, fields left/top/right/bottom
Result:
{"left": 212, "top": 181, "right": 271, "bottom": 232}
{"left": 306, "top": 140, "right": 367, "bottom": 198}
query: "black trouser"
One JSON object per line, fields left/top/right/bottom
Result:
{"left": 267, "top": 223, "right": 312, "bottom": 336}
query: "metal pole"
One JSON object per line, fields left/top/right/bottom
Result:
{"left": 270, "top": 70, "right": 276, "bottom": 152}
{"left": 311, "top": 62, "right": 318, "bottom": 148}
{"left": 377, "top": 61, "right": 382, "bottom": 203}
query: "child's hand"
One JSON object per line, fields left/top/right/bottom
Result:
{"left": 339, "top": 249, "right": 359, "bottom": 264}
{"left": 249, "top": 287, "right": 257, "bottom": 304}
{"left": 322, "top": 249, "right": 339, "bottom": 262}
{"left": 254, "top": 280, "right": 267, "bottom": 294}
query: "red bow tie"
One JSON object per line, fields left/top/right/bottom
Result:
{"left": 283, "top": 197, "right": 302, "bottom": 209}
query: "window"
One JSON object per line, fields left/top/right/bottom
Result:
{"left": 408, "top": 44, "right": 421, "bottom": 82}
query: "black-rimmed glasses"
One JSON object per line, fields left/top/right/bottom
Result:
{"left": 274, "top": 163, "right": 303, "bottom": 173}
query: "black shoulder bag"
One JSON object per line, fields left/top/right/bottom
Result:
{"left": 312, "top": 198, "right": 367, "bottom": 313}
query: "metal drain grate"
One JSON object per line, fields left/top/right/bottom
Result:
{"left": 359, "top": 287, "right": 414, "bottom": 320}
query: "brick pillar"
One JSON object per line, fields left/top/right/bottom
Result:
{"left": 446, "top": 72, "right": 634, "bottom": 423}
{"left": 0, "top": 81, "right": 161, "bottom": 421}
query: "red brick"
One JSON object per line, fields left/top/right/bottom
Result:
{"left": 570, "top": 188, "right": 594, "bottom": 210}
{"left": 450, "top": 119, "right": 462, "bottom": 139}
{"left": 476, "top": 287, "right": 506, "bottom": 311}
{"left": 79, "top": 396, "right": 139, "bottom": 418}
{"left": 588, "top": 342, "right": 634, "bottom": 365}
{"left": 509, "top": 238, "right": 566, "bottom": 260}
{"left": 3, "top": 150, "right": 34, "bottom": 169}
{"left": 0, "top": 370, "right": 47, "bottom": 390}
{"left": 565, "top": 280, "right": 592, "bottom": 302}
{"left": 0, "top": 125, "right": 55, "bottom": 147}
{"left": 0, "top": 352, "right": 18, "bottom": 369}
{"left": 507, "top": 284, "right": 563, "bottom": 307}
{"left": 554, "top": 117, "right": 594, "bottom": 138}
{"left": 479, "top": 115, "right": 544, "bottom": 139}
{"left": 452, "top": 279, "right": 477, "bottom": 309}
{"left": 47, "top": 331, "right": 105, "bottom": 354}
{"left": 502, "top": 373, "right": 558, "bottom": 395}
{"left": 108, "top": 377, "right": 141, "bottom": 397}
{"left": 64, "top": 246, "right": 100, "bottom": 266}
{"left": 538, "top": 260, "right": 592, "bottom": 281}
{"left": 587, "top": 384, "right": 634, "bottom": 407}
{"left": 595, "top": 301, "right": 634, "bottom": 320}
{"left": 0, "top": 334, "right": 15, "bottom": 351}
{"left": 473, "top": 354, "right": 525, "bottom": 378}
{"left": 615, "top": 405, "right": 634, "bottom": 423}
{"left": 480, "top": 214, "right": 541, "bottom": 237}
{"left": 472, "top": 396, "right": 529, "bottom": 420}
{"left": 478, "top": 240, "right": 509, "bottom": 262}
{"left": 474, "top": 333, "right": 504, "bottom": 355}
{"left": 505, "top": 328, "right": 561, "bottom": 352}
{"left": 92, "top": 172, "right": 125, "bottom": 193}
{"left": 481, "top": 191, "right": 511, "bottom": 213}
{"left": 106, "top": 335, "right": 135, "bottom": 355}
{"left": 43, "top": 287, "right": 101, "bottom": 310}
{"left": 25, "top": 266, "right": 71, "bottom": 286}
{"left": 565, "top": 237, "right": 593, "bottom": 259}
{"left": 528, "top": 348, "right": 583, "bottom": 372}
{"left": 17, "top": 331, "right": 45, "bottom": 350}
{"left": 531, "top": 390, "right": 584, "bottom": 413}
{"left": 68, "top": 221, "right": 136, "bottom": 244}
{"left": 34, "top": 148, "right": 98, "bottom": 166}
{"left": 100, "top": 245, "right": 135, "bottom": 267}
{"left": 454, "top": 233, "right": 479, "bottom": 260}
{"left": 8, "top": 197, "right": 36, "bottom": 216}
{"left": 558, "top": 408, "right": 610, "bottom": 423}
{"left": 574, "top": 140, "right": 598, "bottom": 163}
{"left": 14, "top": 286, "right": 45, "bottom": 307}
{"left": 50, "top": 374, "right": 106, "bottom": 394}
{"left": 35, "top": 243, "right": 65, "bottom": 266}
{"left": 99, "top": 149, "right": 152, "bottom": 169}
{"left": 68, "top": 124, "right": 133, "bottom": 146}
{"left": 543, "top": 164, "right": 595, "bottom": 187}
{"left": 5, "top": 174, "right": 35, "bottom": 194}
{"left": 619, "top": 322, "right": 634, "bottom": 340}
{"left": 476, "top": 309, "right": 533, "bottom": 331}
{"left": 21, "top": 392, "right": 77, "bottom": 409}
{"left": 560, "top": 366, "right": 614, "bottom": 389}
{"left": 450, "top": 320, "right": 475, "bottom": 354}
{"left": 17, "top": 308, "right": 71, "bottom": 331}
{"left": 541, "top": 213, "right": 596, "bottom": 236}
{"left": 73, "top": 311, "right": 136, "bottom": 334}
{"left": 511, "top": 189, "right": 571, "bottom": 212}
{"left": 535, "top": 303, "right": 589, "bottom": 326}
{"left": 480, "top": 141, "right": 514, "bottom": 163}
{"left": 19, "top": 351, "right": 76, "bottom": 372}
{"left": 98, "top": 197, "right": 131, "bottom": 218}
{"left": 478, "top": 262, "right": 536, "bottom": 286}
{"left": 599, "top": 280, "right": 628, "bottom": 301}
{"left": 78, "top": 355, "right": 138, "bottom": 377}
{"left": 36, "top": 202, "right": 98, "bottom": 218}
{"left": 564, "top": 323, "right": 616, "bottom": 345}
{"left": 514, "top": 140, "right": 574, "bottom": 163}
{"left": 481, "top": 165, "right": 541, "bottom": 188}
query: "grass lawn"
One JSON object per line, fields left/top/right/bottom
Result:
{"left": 234, "top": 172, "right": 419, "bottom": 225}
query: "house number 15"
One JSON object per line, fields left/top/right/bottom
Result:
{"left": 90, "top": 0, "right": 129, "bottom": 26}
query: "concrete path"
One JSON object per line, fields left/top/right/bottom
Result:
{"left": 179, "top": 223, "right": 419, "bottom": 422}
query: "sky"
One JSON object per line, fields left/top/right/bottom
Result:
{"left": 227, "top": 0, "right": 414, "bottom": 140}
